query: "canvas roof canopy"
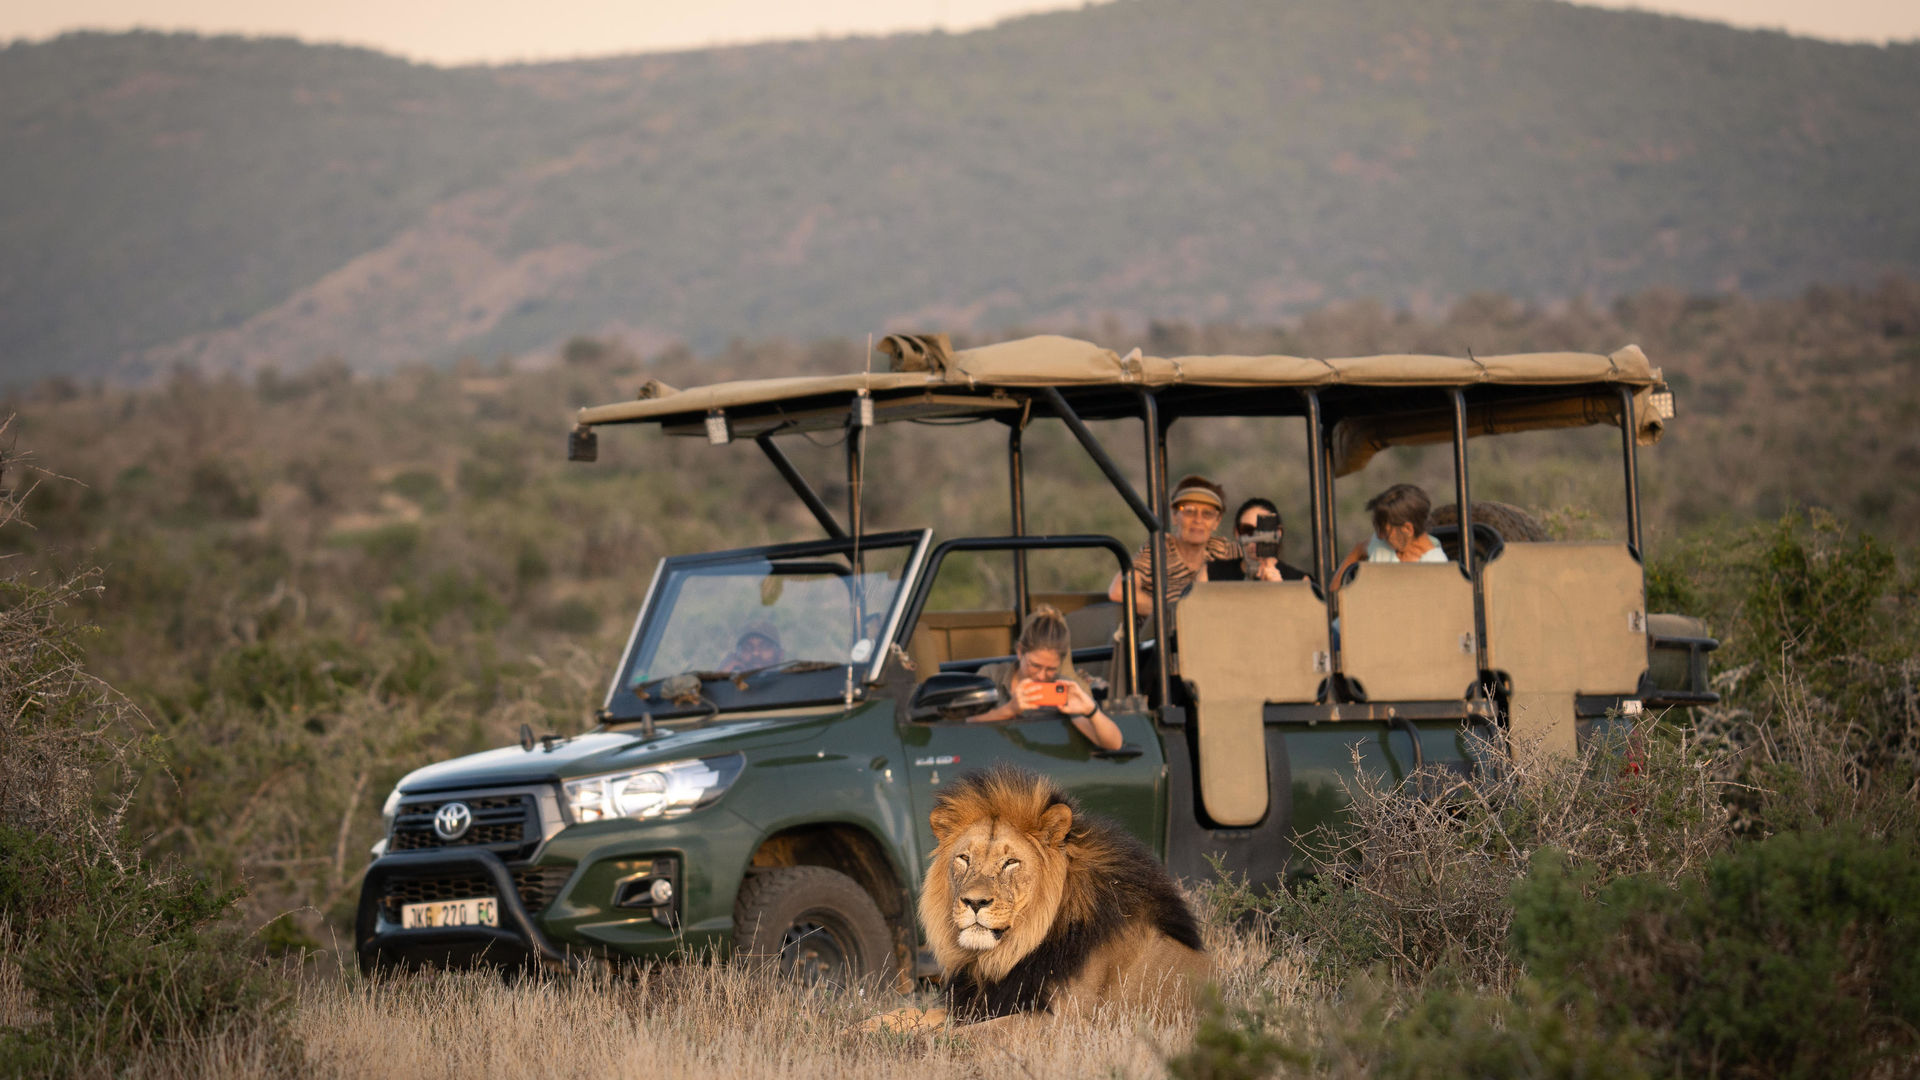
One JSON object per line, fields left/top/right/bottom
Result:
{"left": 575, "top": 333, "right": 1669, "bottom": 473}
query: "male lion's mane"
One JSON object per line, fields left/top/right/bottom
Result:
{"left": 922, "top": 766, "right": 1204, "bottom": 1021}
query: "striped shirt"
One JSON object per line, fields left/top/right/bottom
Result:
{"left": 1128, "top": 536, "right": 1242, "bottom": 609}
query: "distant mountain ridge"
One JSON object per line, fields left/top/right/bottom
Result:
{"left": 3, "top": 0, "right": 1917, "bottom": 382}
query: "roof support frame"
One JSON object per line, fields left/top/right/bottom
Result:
{"left": 1451, "top": 388, "right": 1488, "bottom": 672}
{"left": 1135, "top": 388, "right": 1173, "bottom": 711}
{"left": 1037, "top": 386, "right": 1162, "bottom": 534}
{"left": 896, "top": 535, "right": 1141, "bottom": 701}
{"left": 1008, "top": 420, "right": 1029, "bottom": 627}
{"left": 1618, "top": 385, "right": 1643, "bottom": 557}
{"left": 754, "top": 432, "right": 847, "bottom": 540}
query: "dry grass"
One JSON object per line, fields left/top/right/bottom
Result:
{"left": 293, "top": 964, "right": 1197, "bottom": 1079}
{"left": 260, "top": 888, "right": 1301, "bottom": 1080}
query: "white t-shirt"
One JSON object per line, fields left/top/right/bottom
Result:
{"left": 1365, "top": 535, "right": 1448, "bottom": 563}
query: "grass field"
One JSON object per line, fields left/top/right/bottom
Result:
{"left": 2, "top": 895, "right": 1298, "bottom": 1079}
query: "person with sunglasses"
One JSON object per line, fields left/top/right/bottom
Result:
{"left": 1209, "top": 497, "right": 1310, "bottom": 583}
{"left": 1106, "top": 474, "right": 1242, "bottom": 617}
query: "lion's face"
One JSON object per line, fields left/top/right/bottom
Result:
{"left": 922, "top": 792, "right": 1073, "bottom": 979}
{"left": 942, "top": 821, "right": 1047, "bottom": 952}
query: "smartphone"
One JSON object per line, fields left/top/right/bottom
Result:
{"left": 1027, "top": 680, "right": 1073, "bottom": 709}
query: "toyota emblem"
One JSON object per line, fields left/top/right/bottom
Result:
{"left": 432, "top": 801, "right": 473, "bottom": 841}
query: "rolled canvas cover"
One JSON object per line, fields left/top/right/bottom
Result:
{"left": 1176, "top": 582, "right": 1329, "bottom": 827}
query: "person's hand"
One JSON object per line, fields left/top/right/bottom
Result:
{"left": 1061, "top": 681, "right": 1096, "bottom": 717}
{"left": 1012, "top": 678, "right": 1048, "bottom": 712}
{"left": 1255, "top": 557, "right": 1283, "bottom": 582}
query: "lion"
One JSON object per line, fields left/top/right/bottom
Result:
{"left": 869, "top": 765, "right": 1211, "bottom": 1038}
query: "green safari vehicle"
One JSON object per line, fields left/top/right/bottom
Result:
{"left": 355, "top": 333, "right": 1717, "bottom": 981}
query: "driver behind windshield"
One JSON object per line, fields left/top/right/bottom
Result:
{"left": 720, "top": 622, "right": 784, "bottom": 672}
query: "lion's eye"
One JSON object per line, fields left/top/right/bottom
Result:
{"left": 953, "top": 854, "right": 969, "bottom": 868}
{"left": 1001, "top": 858, "right": 1020, "bottom": 872}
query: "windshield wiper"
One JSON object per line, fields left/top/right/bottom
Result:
{"left": 727, "top": 659, "right": 843, "bottom": 689}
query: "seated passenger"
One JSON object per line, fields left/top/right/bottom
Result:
{"left": 1106, "top": 474, "right": 1241, "bottom": 617}
{"left": 1209, "top": 497, "right": 1311, "bottom": 582}
{"left": 1333, "top": 483, "right": 1448, "bottom": 589}
{"left": 719, "top": 622, "right": 784, "bottom": 672}
{"left": 972, "top": 606, "right": 1124, "bottom": 751}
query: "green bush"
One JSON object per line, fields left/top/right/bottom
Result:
{"left": 0, "top": 828, "right": 294, "bottom": 1078}
{"left": 381, "top": 569, "right": 506, "bottom": 632}
{"left": 1711, "top": 511, "right": 1920, "bottom": 840}
{"left": 1332, "top": 980, "right": 1647, "bottom": 1080}
{"left": 1739, "top": 509, "right": 1895, "bottom": 690}
{"left": 208, "top": 636, "right": 368, "bottom": 711}
{"left": 1166, "top": 979, "right": 1646, "bottom": 1080}
{"left": 386, "top": 468, "right": 448, "bottom": 510}
{"left": 1512, "top": 827, "right": 1920, "bottom": 1079}
{"left": 1163, "top": 988, "right": 1308, "bottom": 1080}
{"left": 183, "top": 460, "right": 260, "bottom": 520}
{"left": 0, "top": 454, "right": 298, "bottom": 1077}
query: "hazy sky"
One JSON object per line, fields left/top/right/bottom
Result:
{"left": 5, "top": 0, "right": 1916, "bottom": 65}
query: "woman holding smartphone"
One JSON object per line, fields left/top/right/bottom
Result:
{"left": 970, "top": 605, "right": 1124, "bottom": 751}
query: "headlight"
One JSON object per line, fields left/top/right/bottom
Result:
{"left": 564, "top": 753, "right": 745, "bottom": 823}
{"left": 379, "top": 787, "right": 402, "bottom": 834}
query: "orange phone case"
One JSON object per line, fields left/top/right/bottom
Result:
{"left": 1028, "top": 681, "right": 1072, "bottom": 709}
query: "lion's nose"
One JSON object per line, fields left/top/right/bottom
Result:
{"left": 960, "top": 896, "right": 991, "bottom": 914}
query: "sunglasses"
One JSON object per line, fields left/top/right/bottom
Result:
{"left": 1235, "top": 523, "right": 1283, "bottom": 536}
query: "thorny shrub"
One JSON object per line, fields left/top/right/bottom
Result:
{"left": 0, "top": 429, "right": 298, "bottom": 1077}
{"left": 1262, "top": 722, "right": 1730, "bottom": 988}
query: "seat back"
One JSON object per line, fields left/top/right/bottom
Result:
{"left": 1481, "top": 542, "right": 1646, "bottom": 758}
{"left": 906, "top": 609, "right": 1016, "bottom": 678}
{"left": 1176, "top": 581, "right": 1329, "bottom": 827}
{"left": 1030, "top": 591, "right": 1108, "bottom": 616}
{"left": 1336, "top": 562, "right": 1479, "bottom": 701}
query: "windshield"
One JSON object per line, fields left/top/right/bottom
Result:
{"left": 607, "top": 534, "right": 921, "bottom": 718}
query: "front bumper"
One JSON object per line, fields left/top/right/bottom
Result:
{"left": 356, "top": 848, "right": 573, "bottom": 973}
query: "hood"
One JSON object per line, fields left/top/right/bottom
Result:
{"left": 395, "top": 712, "right": 831, "bottom": 793}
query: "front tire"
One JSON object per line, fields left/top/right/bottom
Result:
{"left": 733, "top": 866, "right": 895, "bottom": 991}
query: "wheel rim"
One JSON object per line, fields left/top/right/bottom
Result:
{"left": 777, "top": 912, "right": 857, "bottom": 985}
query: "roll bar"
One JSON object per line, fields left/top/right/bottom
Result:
{"left": 895, "top": 535, "right": 1141, "bottom": 699}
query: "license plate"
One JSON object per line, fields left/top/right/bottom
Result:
{"left": 401, "top": 896, "right": 498, "bottom": 929}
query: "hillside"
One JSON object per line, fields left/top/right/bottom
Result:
{"left": 3, "top": 0, "right": 1918, "bottom": 382}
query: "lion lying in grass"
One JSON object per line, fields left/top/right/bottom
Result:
{"left": 870, "top": 765, "right": 1211, "bottom": 1037}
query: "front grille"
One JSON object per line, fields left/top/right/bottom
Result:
{"left": 390, "top": 793, "right": 535, "bottom": 856}
{"left": 380, "top": 865, "right": 573, "bottom": 919}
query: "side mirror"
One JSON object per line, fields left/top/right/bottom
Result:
{"left": 909, "top": 672, "right": 999, "bottom": 723}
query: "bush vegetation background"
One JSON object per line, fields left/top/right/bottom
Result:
{"left": 2, "top": 280, "right": 1917, "bottom": 1076}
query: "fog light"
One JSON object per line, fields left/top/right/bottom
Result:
{"left": 611, "top": 856, "right": 680, "bottom": 929}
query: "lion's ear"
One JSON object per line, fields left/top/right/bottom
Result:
{"left": 1038, "top": 803, "right": 1073, "bottom": 847}
{"left": 929, "top": 804, "right": 962, "bottom": 842}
